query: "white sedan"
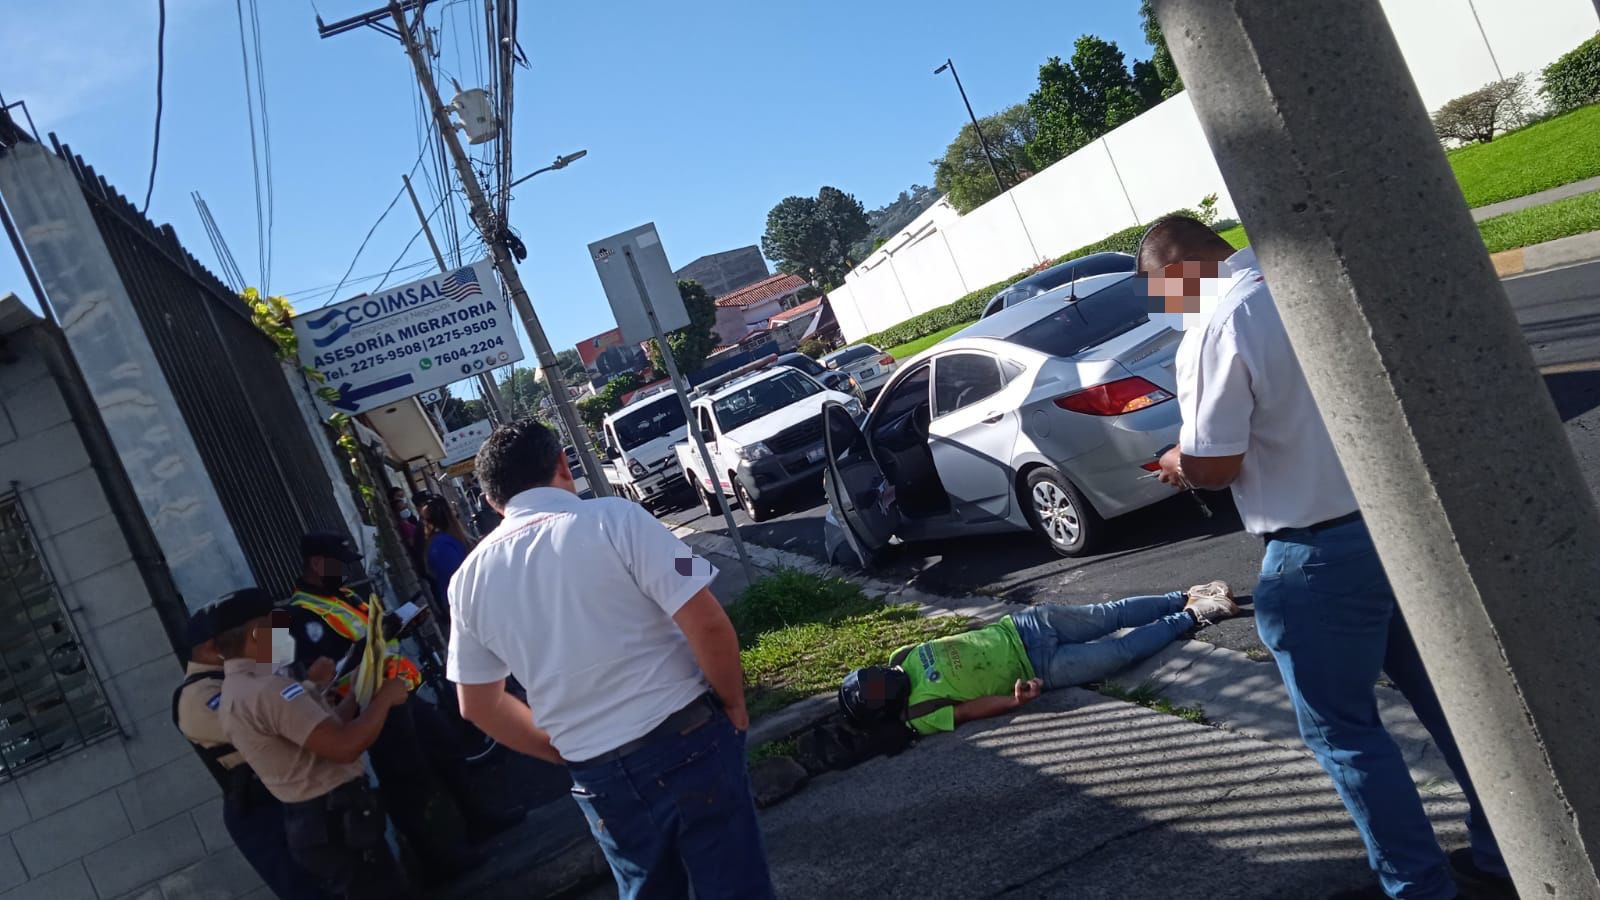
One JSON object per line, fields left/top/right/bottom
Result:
{"left": 822, "top": 343, "right": 899, "bottom": 396}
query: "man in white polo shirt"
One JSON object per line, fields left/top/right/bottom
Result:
{"left": 1139, "top": 216, "right": 1508, "bottom": 900}
{"left": 444, "top": 419, "right": 773, "bottom": 900}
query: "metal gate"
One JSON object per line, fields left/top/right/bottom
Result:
{"left": 1, "top": 111, "right": 352, "bottom": 598}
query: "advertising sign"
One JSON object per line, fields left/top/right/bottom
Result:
{"left": 588, "top": 224, "right": 689, "bottom": 345}
{"left": 440, "top": 419, "right": 493, "bottom": 466}
{"left": 293, "top": 260, "right": 523, "bottom": 414}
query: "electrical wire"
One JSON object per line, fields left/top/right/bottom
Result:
{"left": 375, "top": 194, "right": 448, "bottom": 290}
{"left": 233, "top": 0, "right": 267, "bottom": 292}
{"left": 249, "top": 0, "right": 276, "bottom": 295}
{"left": 141, "top": 0, "right": 165, "bottom": 215}
{"left": 322, "top": 149, "right": 431, "bottom": 306}
{"left": 279, "top": 258, "right": 438, "bottom": 300}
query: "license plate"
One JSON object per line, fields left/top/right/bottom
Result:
{"left": 858, "top": 367, "right": 875, "bottom": 379}
{"left": 806, "top": 446, "right": 825, "bottom": 463}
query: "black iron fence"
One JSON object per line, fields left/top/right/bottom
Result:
{"left": 1, "top": 110, "right": 352, "bottom": 598}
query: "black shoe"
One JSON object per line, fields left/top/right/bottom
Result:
{"left": 1449, "top": 848, "right": 1518, "bottom": 897}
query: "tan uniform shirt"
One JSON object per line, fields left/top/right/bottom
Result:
{"left": 217, "top": 658, "right": 365, "bottom": 803}
{"left": 173, "top": 662, "right": 245, "bottom": 769}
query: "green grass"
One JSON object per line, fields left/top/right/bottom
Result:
{"left": 1216, "top": 224, "right": 1249, "bottom": 250}
{"left": 1447, "top": 105, "right": 1600, "bottom": 208}
{"left": 748, "top": 737, "right": 799, "bottom": 765}
{"left": 1477, "top": 189, "right": 1600, "bottom": 253}
{"left": 885, "top": 321, "right": 971, "bottom": 360}
{"left": 732, "top": 568, "right": 972, "bottom": 718}
{"left": 1096, "top": 682, "right": 1206, "bottom": 724}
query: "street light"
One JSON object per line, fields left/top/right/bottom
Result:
{"left": 933, "top": 59, "right": 1007, "bottom": 196}
{"left": 508, "top": 149, "right": 589, "bottom": 188}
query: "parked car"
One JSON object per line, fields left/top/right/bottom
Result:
{"left": 821, "top": 271, "right": 1182, "bottom": 564}
{"left": 821, "top": 343, "right": 898, "bottom": 396}
{"left": 774, "top": 352, "right": 866, "bottom": 403}
{"left": 675, "top": 365, "right": 861, "bottom": 522}
{"left": 599, "top": 392, "right": 688, "bottom": 511}
{"left": 979, "top": 251, "right": 1137, "bottom": 319}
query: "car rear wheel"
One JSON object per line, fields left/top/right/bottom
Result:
{"left": 1025, "top": 467, "right": 1104, "bottom": 557}
{"left": 733, "top": 478, "right": 772, "bottom": 523}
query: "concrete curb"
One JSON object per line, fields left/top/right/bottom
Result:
{"left": 1490, "top": 229, "right": 1600, "bottom": 276}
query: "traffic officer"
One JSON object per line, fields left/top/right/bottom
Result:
{"left": 173, "top": 602, "right": 328, "bottom": 900}
{"left": 211, "top": 587, "right": 415, "bottom": 900}
{"left": 286, "top": 533, "right": 500, "bottom": 884}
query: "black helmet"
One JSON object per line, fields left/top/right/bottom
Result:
{"left": 838, "top": 666, "right": 912, "bottom": 727}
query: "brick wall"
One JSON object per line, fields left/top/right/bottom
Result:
{"left": 0, "top": 322, "right": 264, "bottom": 900}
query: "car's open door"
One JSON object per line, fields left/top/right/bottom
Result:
{"left": 821, "top": 401, "right": 900, "bottom": 567}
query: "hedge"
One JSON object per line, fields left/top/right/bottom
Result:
{"left": 856, "top": 218, "right": 1166, "bottom": 351}
{"left": 1541, "top": 32, "right": 1600, "bottom": 114}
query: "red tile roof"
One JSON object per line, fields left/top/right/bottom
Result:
{"left": 769, "top": 297, "right": 823, "bottom": 324}
{"left": 714, "top": 273, "right": 809, "bottom": 309}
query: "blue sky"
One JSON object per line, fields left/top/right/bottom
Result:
{"left": 0, "top": 0, "right": 1152, "bottom": 396}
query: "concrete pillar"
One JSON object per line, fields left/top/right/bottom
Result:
{"left": 1151, "top": 0, "right": 1600, "bottom": 893}
{"left": 0, "top": 144, "right": 254, "bottom": 610}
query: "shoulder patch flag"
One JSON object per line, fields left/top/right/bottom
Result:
{"left": 281, "top": 683, "right": 305, "bottom": 701}
{"left": 206, "top": 694, "right": 221, "bottom": 710}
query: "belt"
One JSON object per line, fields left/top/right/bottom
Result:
{"left": 1262, "top": 510, "right": 1363, "bottom": 545}
{"left": 569, "top": 693, "right": 718, "bottom": 769}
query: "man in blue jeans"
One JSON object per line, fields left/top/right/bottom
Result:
{"left": 840, "top": 584, "right": 1241, "bottom": 735}
{"left": 1141, "top": 216, "right": 1509, "bottom": 899}
{"left": 446, "top": 420, "right": 772, "bottom": 899}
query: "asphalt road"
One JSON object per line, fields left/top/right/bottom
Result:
{"left": 660, "top": 260, "right": 1600, "bottom": 656}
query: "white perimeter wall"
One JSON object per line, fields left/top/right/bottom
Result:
{"left": 831, "top": 0, "right": 1600, "bottom": 342}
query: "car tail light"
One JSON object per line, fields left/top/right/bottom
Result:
{"left": 1054, "top": 377, "right": 1174, "bottom": 416}
{"left": 879, "top": 354, "right": 895, "bottom": 366}
{"left": 1139, "top": 460, "right": 1161, "bottom": 471}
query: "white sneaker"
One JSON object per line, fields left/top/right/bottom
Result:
{"left": 1185, "top": 581, "right": 1233, "bottom": 605}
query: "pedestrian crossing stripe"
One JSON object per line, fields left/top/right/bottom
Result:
{"left": 281, "top": 684, "right": 305, "bottom": 701}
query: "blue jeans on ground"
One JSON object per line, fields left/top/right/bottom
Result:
{"left": 567, "top": 700, "right": 775, "bottom": 900}
{"left": 1013, "top": 593, "right": 1194, "bottom": 689}
{"left": 1254, "top": 517, "right": 1506, "bottom": 900}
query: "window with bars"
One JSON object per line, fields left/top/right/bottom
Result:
{"left": 0, "top": 495, "right": 117, "bottom": 780}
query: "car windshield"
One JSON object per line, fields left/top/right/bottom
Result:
{"left": 713, "top": 371, "right": 822, "bottom": 432}
{"left": 827, "top": 345, "right": 879, "bottom": 366}
{"left": 780, "top": 355, "right": 825, "bottom": 376}
{"left": 613, "top": 397, "right": 687, "bottom": 451}
{"left": 1003, "top": 277, "right": 1149, "bottom": 358}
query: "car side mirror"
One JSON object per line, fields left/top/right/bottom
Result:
{"left": 605, "top": 446, "right": 620, "bottom": 461}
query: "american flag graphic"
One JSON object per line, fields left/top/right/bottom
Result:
{"left": 441, "top": 267, "right": 485, "bottom": 301}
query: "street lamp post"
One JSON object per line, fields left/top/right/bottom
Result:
{"left": 509, "top": 150, "right": 589, "bottom": 190}
{"left": 934, "top": 59, "right": 1007, "bottom": 197}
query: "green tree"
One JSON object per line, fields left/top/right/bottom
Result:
{"left": 1136, "top": 0, "right": 1184, "bottom": 101}
{"left": 647, "top": 280, "right": 720, "bottom": 375}
{"left": 760, "top": 186, "right": 871, "bottom": 288}
{"left": 1026, "top": 37, "right": 1147, "bottom": 170}
{"left": 437, "top": 386, "right": 488, "bottom": 432}
{"left": 933, "top": 103, "right": 1037, "bottom": 213}
{"left": 554, "top": 348, "right": 588, "bottom": 386}
{"left": 576, "top": 372, "right": 642, "bottom": 433}
{"left": 498, "top": 367, "right": 550, "bottom": 420}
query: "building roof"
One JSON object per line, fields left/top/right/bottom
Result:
{"left": 714, "top": 273, "right": 809, "bottom": 309}
{"left": 768, "top": 297, "right": 823, "bottom": 324}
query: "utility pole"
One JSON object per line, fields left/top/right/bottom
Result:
{"left": 402, "top": 173, "right": 506, "bottom": 425}
{"left": 934, "top": 59, "right": 1006, "bottom": 197}
{"left": 321, "top": 2, "right": 610, "bottom": 495}
{"left": 1153, "top": 0, "right": 1600, "bottom": 892}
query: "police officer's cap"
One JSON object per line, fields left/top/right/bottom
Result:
{"left": 300, "top": 531, "right": 360, "bottom": 564}
{"left": 208, "top": 588, "right": 275, "bottom": 636}
{"left": 185, "top": 608, "right": 214, "bottom": 649}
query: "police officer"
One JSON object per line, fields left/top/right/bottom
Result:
{"left": 173, "top": 601, "right": 328, "bottom": 900}
{"left": 287, "top": 533, "right": 501, "bottom": 883}
{"left": 211, "top": 588, "right": 415, "bottom": 900}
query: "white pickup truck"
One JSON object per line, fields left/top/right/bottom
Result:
{"left": 601, "top": 391, "right": 689, "bottom": 511}
{"left": 674, "top": 365, "right": 862, "bottom": 522}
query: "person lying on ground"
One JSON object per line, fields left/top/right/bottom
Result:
{"left": 839, "top": 583, "right": 1241, "bottom": 735}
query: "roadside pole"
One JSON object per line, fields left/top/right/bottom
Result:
{"left": 1153, "top": 0, "right": 1600, "bottom": 891}
{"left": 386, "top": 2, "right": 611, "bottom": 496}
{"left": 622, "top": 246, "right": 757, "bottom": 585}
{"left": 403, "top": 173, "right": 506, "bottom": 425}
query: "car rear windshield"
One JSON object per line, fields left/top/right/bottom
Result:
{"left": 713, "top": 371, "right": 822, "bottom": 432}
{"left": 779, "top": 355, "right": 825, "bottom": 376}
{"left": 1003, "top": 277, "right": 1149, "bottom": 358}
{"left": 829, "top": 345, "right": 879, "bottom": 365}
{"left": 614, "top": 397, "right": 687, "bottom": 451}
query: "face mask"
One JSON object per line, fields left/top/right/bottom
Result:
{"left": 399, "top": 508, "right": 415, "bottom": 520}
{"left": 270, "top": 627, "right": 296, "bottom": 667}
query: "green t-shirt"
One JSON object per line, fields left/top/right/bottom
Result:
{"left": 893, "top": 615, "right": 1035, "bottom": 735}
